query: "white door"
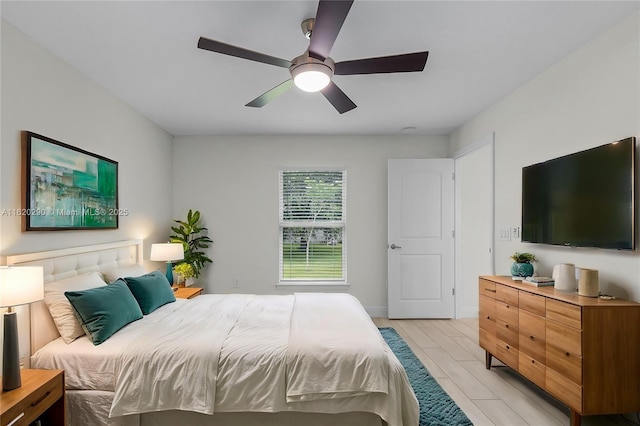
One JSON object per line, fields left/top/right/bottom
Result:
{"left": 388, "top": 159, "right": 455, "bottom": 318}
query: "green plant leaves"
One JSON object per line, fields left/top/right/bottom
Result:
{"left": 170, "top": 209, "right": 213, "bottom": 278}
{"left": 510, "top": 252, "right": 537, "bottom": 263}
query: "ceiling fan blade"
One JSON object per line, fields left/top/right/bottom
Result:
{"left": 245, "top": 79, "right": 295, "bottom": 108}
{"left": 308, "top": 0, "right": 354, "bottom": 61}
{"left": 335, "top": 51, "right": 429, "bottom": 75}
{"left": 321, "top": 81, "right": 357, "bottom": 114}
{"left": 198, "top": 37, "right": 292, "bottom": 68}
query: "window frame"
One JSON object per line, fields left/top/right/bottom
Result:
{"left": 277, "top": 169, "right": 347, "bottom": 286}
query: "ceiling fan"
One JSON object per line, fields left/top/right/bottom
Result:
{"left": 197, "top": 0, "right": 428, "bottom": 114}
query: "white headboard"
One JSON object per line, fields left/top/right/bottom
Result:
{"left": 6, "top": 239, "right": 143, "bottom": 357}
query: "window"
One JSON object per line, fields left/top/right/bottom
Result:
{"left": 279, "top": 170, "right": 346, "bottom": 284}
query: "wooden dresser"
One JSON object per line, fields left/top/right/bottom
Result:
{"left": 479, "top": 276, "right": 640, "bottom": 426}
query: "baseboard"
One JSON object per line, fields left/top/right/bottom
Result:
{"left": 364, "top": 306, "right": 388, "bottom": 318}
{"left": 457, "top": 306, "right": 479, "bottom": 319}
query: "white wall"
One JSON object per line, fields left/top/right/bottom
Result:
{"left": 450, "top": 11, "right": 640, "bottom": 302}
{"left": 0, "top": 21, "right": 174, "bottom": 367}
{"left": 1, "top": 20, "right": 174, "bottom": 262}
{"left": 172, "top": 135, "right": 448, "bottom": 313}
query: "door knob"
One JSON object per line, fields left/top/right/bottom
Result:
{"left": 390, "top": 244, "right": 402, "bottom": 249}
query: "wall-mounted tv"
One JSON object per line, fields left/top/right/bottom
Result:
{"left": 521, "top": 137, "right": 636, "bottom": 250}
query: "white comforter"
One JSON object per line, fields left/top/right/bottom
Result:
{"left": 109, "top": 293, "right": 418, "bottom": 426}
{"left": 286, "top": 293, "right": 389, "bottom": 401}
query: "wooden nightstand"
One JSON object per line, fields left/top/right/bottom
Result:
{"left": 1, "top": 369, "right": 64, "bottom": 426}
{"left": 173, "top": 286, "right": 203, "bottom": 299}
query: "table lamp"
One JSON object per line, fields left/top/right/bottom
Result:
{"left": 150, "top": 243, "right": 184, "bottom": 285}
{"left": 1, "top": 266, "right": 44, "bottom": 391}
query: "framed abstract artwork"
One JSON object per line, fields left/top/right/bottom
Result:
{"left": 21, "top": 131, "right": 119, "bottom": 230}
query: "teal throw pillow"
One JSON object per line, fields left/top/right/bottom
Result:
{"left": 65, "top": 279, "right": 143, "bottom": 345}
{"left": 124, "top": 270, "right": 176, "bottom": 315}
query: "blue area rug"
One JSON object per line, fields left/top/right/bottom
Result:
{"left": 379, "top": 327, "right": 473, "bottom": 426}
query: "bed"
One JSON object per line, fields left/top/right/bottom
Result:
{"left": 7, "top": 240, "right": 419, "bottom": 426}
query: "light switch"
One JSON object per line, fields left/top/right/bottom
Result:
{"left": 511, "top": 226, "right": 520, "bottom": 240}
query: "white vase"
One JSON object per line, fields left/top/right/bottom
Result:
{"left": 553, "top": 263, "right": 577, "bottom": 292}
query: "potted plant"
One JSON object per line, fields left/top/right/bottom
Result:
{"left": 174, "top": 262, "right": 195, "bottom": 287}
{"left": 170, "top": 209, "right": 213, "bottom": 279}
{"left": 510, "top": 252, "right": 537, "bottom": 278}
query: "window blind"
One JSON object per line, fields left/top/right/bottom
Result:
{"left": 279, "top": 170, "right": 346, "bottom": 282}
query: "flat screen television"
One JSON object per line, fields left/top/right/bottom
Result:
{"left": 521, "top": 137, "right": 636, "bottom": 250}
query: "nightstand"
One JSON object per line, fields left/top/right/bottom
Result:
{"left": 1, "top": 369, "right": 64, "bottom": 426}
{"left": 173, "top": 286, "right": 203, "bottom": 299}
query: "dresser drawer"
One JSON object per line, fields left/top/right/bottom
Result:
{"left": 496, "top": 319, "right": 518, "bottom": 349}
{"left": 479, "top": 280, "right": 497, "bottom": 299}
{"left": 479, "top": 295, "right": 496, "bottom": 334}
{"left": 495, "top": 300, "right": 518, "bottom": 326}
{"left": 519, "top": 331, "right": 545, "bottom": 363}
{"left": 479, "top": 294, "right": 495, "bottom": 317}
{"left": 547, "top": 344, "right": 582, "bottom": 385}
{"left": 496, "top": 339, "right": 519, "bottom": 370}
{"left": 547, "top": 368, "right": 582, "bottom": 411}
{"left": 519, "top": 309, "right": 545, "bottom": 339}
{"left": 547, "top": 319, "right": 582, "bottom": 355}
{"left": 496, "top": 284, "right": 519, "bottom": 306}
{"left": 519, "top": 351, "right": 546, "bottom": 389}
{"left": 519, "top": 291, "right": 545, "bottom": 316}
{"left": 479, "top": 327, "right": 496, "bottom": 354}
{"left": 546, "top": 299, "right": 581, "bottom": 329}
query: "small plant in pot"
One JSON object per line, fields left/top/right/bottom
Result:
{"left": 510, "top": 252, "right": 537, "bottom": 279}
{"left": 174, "top": 262, "right": 195, "bottom": 287}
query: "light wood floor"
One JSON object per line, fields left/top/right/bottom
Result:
{"left": 372, "top": 318, "right": 639, "bottom": 426}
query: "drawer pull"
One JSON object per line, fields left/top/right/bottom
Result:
{"left": 7, "top": 412, "right": 24, "bottom": 426}
{"left": 531, "top": 360, "right": 535, "bottom": 364}
{"left": 486, "top": 315, "right": 491, "bottom": 320}
{"left": 505, "top": 324, "right": 509, "bottom": 328}
{"left": 31, "top": 390, "right": 51, "bottom": 407}
{"left": 565, "top": 352, "right": 570, "bottom": 357}
{"left": 506, "top": 305, "right": 510, "bottom": 309}
{"left": 529, "top": 335, "right": 535, "bottom": 340}
{"left": 484, "top": 288, "right": 496, "bottom": 293}
{"left": 506, "top": 345, "right": 510, "bottom": 350}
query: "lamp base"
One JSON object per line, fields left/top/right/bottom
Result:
{"left": 165, "top": 262, "right": 174, "bottom": 285}
{"left": 3, "top": 311, "right": 21, "bottom": 391}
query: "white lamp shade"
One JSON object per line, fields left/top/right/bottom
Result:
{"left": 150, "top": 243, "right": 184, "bottom": 262}
{"left": 0, "top": 266, "right": 44, "bottom": 308}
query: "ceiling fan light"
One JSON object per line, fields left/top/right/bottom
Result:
{"left": 291, "top": 62, "right": 332, "bottom": 92}
{"left": 294, "top": 70, "right": 330, "bottom": 92}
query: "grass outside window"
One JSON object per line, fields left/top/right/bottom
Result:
{"left": 281, "top": 243, "right": 343, "bottom": 280}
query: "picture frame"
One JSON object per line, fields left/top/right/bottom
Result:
{"left": 21, "top": 131, "right": 119, "bottom": 231}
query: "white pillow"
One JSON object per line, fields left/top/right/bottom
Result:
{"left": 101, "top": 264, "right": 146, "bottom": 283}
{"left": 44, "top": 272, "right": 107, "bottom": 343}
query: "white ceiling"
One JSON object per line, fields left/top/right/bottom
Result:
{"left": 2, "top": 1, "right": 638, "bottom": 136}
